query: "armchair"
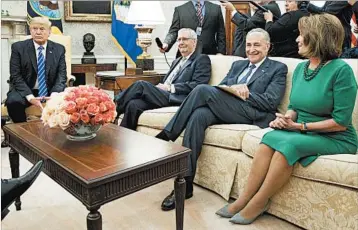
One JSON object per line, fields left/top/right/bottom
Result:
{"left": 1, "top": 34, "right": 75, "bottom": 146}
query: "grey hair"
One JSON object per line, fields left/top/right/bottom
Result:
{"left": 178, "top": 28, "right": 197, "bottom": 40}
{"left": 246, "top": 28, "right": 270, "bottom": 43}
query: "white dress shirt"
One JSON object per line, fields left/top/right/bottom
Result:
{"left": 166, "top": 52, "right": 193, "bottom": 93}
{"left": 236, "top": 57, "right": 266, "bottom": 84}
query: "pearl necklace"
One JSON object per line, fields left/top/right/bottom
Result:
{"left": 303, "top": 61, "right": 326, "bottom": 81}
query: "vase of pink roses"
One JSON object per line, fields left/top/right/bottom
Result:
{"left": 41, "top": 85, "right": 117, "bottom": 141}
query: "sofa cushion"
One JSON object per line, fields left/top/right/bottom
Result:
{"left": 242, "top": 128, "right": 358, "bottom": 189}
{"left": 208, "top": 55, "right": 243, "bottom": 86}
{"left": 137, "top": 107, "right": 260, "bottom": 150}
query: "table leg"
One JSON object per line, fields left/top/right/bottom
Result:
{"left": 174, "top": 175, "right": 186, "bottom": 230}
{"left": 9, "top": 148, "right": 21, "bottom": 211}
{"left": 87, "top": 207, "right": 102, "bottom": 230}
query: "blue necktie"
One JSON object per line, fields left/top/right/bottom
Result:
{"left": 238, "top": 64, "right": 256, "bottom": 84}
{"left": 37, "top": 46, "right": 48, "bottom": 97}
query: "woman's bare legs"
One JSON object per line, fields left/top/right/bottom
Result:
{"left": 227, "top": 144, "right": 275, "bottom": 213}
{"left": 238, "top": 151, "right": 293, "bottom": 219}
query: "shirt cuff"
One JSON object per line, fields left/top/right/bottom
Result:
{"left": 231, "top": 11, "right": 237, "bottom": 18}
{"left": 170, "top": 84, "right": 176, "bottom": 93}
{"left": 26, "top": 94, "right": 35, "bottom": 102}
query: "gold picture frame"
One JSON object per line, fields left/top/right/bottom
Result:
{"left": 64, "top": 2, "right": 112, "bottom": 22}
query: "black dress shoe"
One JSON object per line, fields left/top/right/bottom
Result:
{"left": 161, "top": 189, "right": 193, "bottom": 211}
{"left": 155, "top": 130, "right": 170, "bottom": 141}
{"left": 1, "top": 139, "right": 9, "bottom": 148}
{"left": 1, "top": 160, "right": 44, "bottom": 213}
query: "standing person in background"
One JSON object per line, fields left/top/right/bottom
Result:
{"left": 160, "top": 1, "right": 226, "bottom": 57}
{"left": 264, "top": 1, "right": 309, "bottom": 58}
{"left": 307, "top": 1, "right": 353, "bottom": 51}
{"left": 222, "top": 0, "right": 281, "bottom": 57}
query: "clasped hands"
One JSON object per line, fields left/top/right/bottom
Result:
{"left": 269, "top": 113, "right": 297, "bottom": 130}
{"left": 29, "top": 96, "right": 50, "bottom": 111}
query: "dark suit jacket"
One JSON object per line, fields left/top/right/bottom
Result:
{"left": 8, "top": 39, "right": 67, "bottom": 98}
{"left": 232, "top": 1, "right": 281, "bottom": 57}
{"left": 308, "top": 1, "right": 353, "bottom": 50}
{"left": 265, "top": 9, "right": 310, "bottom": 58}
{"left": 164, "top": 1, "right": 226, "bottom": 56}
{"left": 162, "top": 52, "right": 211, "bottom": 104}
{"left": 220, "top": 58, "right": 287, "bottom": 127}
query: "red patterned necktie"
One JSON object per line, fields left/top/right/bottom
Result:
{"left": 352, "top": 14, "right": 357, "bottom": 47}
{"left": 196, "top": 1, "right": 203, "bottom": 26}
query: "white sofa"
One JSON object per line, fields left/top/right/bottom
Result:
{"left": 123, "top": 56, "right": 358, "bottom": 230}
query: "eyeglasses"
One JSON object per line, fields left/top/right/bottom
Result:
{"left": 177, "top": 37, "right": 193, "bottom": 42}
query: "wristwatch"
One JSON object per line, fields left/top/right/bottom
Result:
{"left": 301, "top": 122, "right": 308, "bottom": 134}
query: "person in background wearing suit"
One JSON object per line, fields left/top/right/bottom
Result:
{"left": 307, "top": 1, "right": 353, "bottom": 51}
{"left": 115, "top": 28, "right": 211, "bottom": 131}
{"left": 159, "top": 0, "right": 226, "bottom": 57}
{"left": 222, "top": 0, "right": 281, "bottom": 57}
{"left": 4, "top": 17, "right": 67, "bottom": 152}
{"left": 264, "top": 0, "right": 310, "bottom": 58}
{"left": 157, "top": 28, "right": 288, "bottom": 211}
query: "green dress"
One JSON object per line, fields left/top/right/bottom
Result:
{"left": 262, "top": 59, "right": 358, "bottom": 167}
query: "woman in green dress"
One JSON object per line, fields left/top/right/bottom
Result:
{"left": 216, "top": 13, "right": 358, "bottom": 224}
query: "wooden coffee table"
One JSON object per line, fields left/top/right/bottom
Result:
{"left": 3, "top": 121, "right": 190, "bottom": 230}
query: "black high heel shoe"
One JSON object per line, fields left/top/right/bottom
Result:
{"left": 1, "top": 160, "right": 44, "bottom": 217}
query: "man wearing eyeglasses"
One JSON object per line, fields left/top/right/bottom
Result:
{"left": 5, "top": 16, "right": 67, "bottom": 124}
{"left": 115, "top": 28, "right": 211, "bottom": 130}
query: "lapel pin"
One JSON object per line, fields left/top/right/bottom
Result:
{"left": 49, "top": 51, "right": 52, "bottom": 54}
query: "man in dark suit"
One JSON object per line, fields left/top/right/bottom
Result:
{"left": 5, "top": 16, "right": 67, "bottom": 123}
{"left": 222, "top": 0, "right": 281, "bottom": 57}
{"left": 160, "top": 1, "right": 226, "bottom": 57}
{"left": 115, "top": 28, "right": 211, "bottom": 130}
{"left": 156, "top": 28, "right": 288, "bottom": 211}
{"left": 307, "top": 1, "right": 353, "bottom": 51}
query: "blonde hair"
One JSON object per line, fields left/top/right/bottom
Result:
{"left": 29, "top": 17, "right": 52, "bottom": 29}
{"left": 298, "top": 13, "right": 344, "bottom": 61}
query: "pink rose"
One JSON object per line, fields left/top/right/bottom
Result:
{"left": 87, "top": 96, "right": 99, "bottom": 104}
{"left": 104, "top": 101, "right": 115, "bottom": 110}
{"left": 90, "top": 114, "right": 104, "bottom": 125}
{"left": 99, "top": 102, "right": 108, "bottom": 112}
{"left": 79, "top": 109, "right": 88, "bottom": 116}
{"left": 76, "top": 97, "right": 88, "bottom": 109}
{"left": 70, "top": 113, "right": 81, "bottom": 124}
{"left": 87, "top": 103, "right": 100, "bottom": 116}
{"left": 99, "top": 92, "right": 111, "bottom": 102}
{"left": 103, "top": 111, "right": 115, "bottom": 123}
{"left": 81, "top": 113, "right": 90, "bottom": 123}
{"left": 65, "top": 101, "right": 77, "bottom": 114}
{"left": 64, "top": 92, "right": 76, "bottom": 101}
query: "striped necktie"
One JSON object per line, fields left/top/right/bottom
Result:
{"left": 238, "top": 64, "right": 256, "bottom": 84}
{"left": 37, "top": 46, "right": 48, "bottom": 97}
{"left": 196, "top": 1, "right": 203, "bottom": 26}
